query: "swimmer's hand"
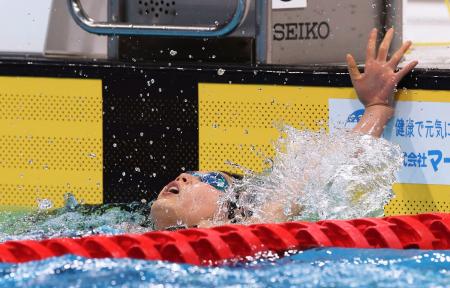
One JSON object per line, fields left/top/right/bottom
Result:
{"left": 346, "top": 28, "right": 418, "bottom": 109}
{"left": 348, "top": 28, "right": 418, "bottom": 137}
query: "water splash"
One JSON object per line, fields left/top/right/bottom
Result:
{"left": 0, "top": 127, "right": 403, "bottom": 240}
{"left": 216, "top": 127, "right": 403, "bottom": 224}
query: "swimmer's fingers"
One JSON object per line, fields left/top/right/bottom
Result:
{"left": 388, "top": 41, "right": 413, "bottom": 69}
{"left": 366, "top": 28, "right": 378, "bottom": 64}
{"left": 395, "top": 60, "right": 419, "bottom": 82}
{"left": 346, "top": 54, "right": 362, "bottom": 80}
{"left": 377, "top": 28, "right": 394, "bottom": 62}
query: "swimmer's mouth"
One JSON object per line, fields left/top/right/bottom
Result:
{"left": 165, "top": 181, "right": 180, "bottom": 194}
{"left": 168, "top": 187, "right": 179, "bottom": 194}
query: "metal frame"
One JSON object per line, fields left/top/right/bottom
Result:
{"left": 67, "top": 0, "right": 247, "bottom": 37}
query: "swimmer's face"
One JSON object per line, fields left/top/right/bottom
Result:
{"left": 150, "top": 172, "right": 231, "bottom": 230}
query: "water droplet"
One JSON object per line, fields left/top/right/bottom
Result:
{"left": 169, "top": 50, "right": 177, "bottom": 56}
{"left": 37, "top": 198, "right": 53, "bottom": 210}
{"left": 217, "top": 68, "right": 225, "bottom": 76}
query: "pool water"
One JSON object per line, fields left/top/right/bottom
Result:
{"left": 1, "top": 202, "right": 449, "bottom": 287}
{"left": 0, "top": 199, "right": 153, "bottom": 242}
{"left": 0, "top": 248, "right": 448, "bottom": 288}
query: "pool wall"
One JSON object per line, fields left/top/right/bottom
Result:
{"left": 0, "top": 58, "right": 449, "bottom": 215}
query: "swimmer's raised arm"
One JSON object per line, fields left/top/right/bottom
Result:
{"left": 255, "top": 29, "right": 418, "bottom": 224}
{"left": 347, "top": 28, "right": 418, "bottom": 137}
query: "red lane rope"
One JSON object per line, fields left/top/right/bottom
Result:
{"left": 1, "top": 213, "right": 449, "bottom": 265}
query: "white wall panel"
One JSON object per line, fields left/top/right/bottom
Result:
{"left": 405, "top": 0, "right": 450, "bottom": 43}
{"left": 0, "top": 0, "right": 52, "bottom": 54}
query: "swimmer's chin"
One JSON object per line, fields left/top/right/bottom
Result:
{"left": 150, "top": 199, "right": 181, "bottom": 230}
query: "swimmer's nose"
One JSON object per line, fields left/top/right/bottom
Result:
{"left": 175, "top": 173, "right": 195, "bottom": 183}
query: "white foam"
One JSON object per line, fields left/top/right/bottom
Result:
{"left": 216, "top": 127, "right": 403, "bottom": 223}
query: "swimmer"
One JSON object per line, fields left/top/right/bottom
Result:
{"left": 150, "top": 28, "right": 419, "bottom": 230}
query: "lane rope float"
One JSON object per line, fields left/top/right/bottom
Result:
{"left": 0, "top": 213, "right": 449, "bottom": 265}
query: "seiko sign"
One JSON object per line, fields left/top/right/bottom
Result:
{"left": 267, "top": 0, "right": 383, "bottom": 64}
{"left": 273, "top": 22, "right": 330, "bottom": 41}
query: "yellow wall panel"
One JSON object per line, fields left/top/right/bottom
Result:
{"left": 0, "top": 77, "right": 102, "bottom": 209}
{"left": 199, "top": 84, "right": 339, "bottom": 173}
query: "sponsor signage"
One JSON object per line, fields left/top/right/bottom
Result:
{"left": 329, "top": 98, "right": 450, "bottom": 186}
{"left": 273, "top": 22, "right": 330, "bottom": 41}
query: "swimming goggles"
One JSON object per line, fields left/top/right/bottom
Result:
{"left": 186, "top": 171, "right": 230, "bottom": 192}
